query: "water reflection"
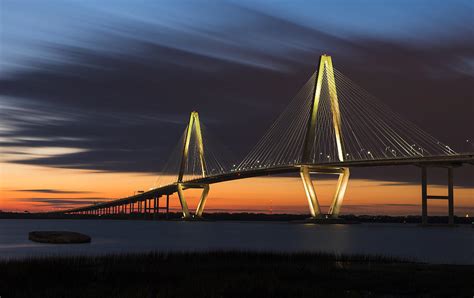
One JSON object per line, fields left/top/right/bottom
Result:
{"left": 0, "top": 219, "right": 472, "bottom": 264}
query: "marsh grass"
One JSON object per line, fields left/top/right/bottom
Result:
{"left": 0, "top": 251, "right": 472, "bottom": 297}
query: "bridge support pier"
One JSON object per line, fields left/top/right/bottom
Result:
{"left": 300, "top": 166, "right": 321, "bottom": 217}
{"left": 177, "top": 184, "right": 190, "bottom": 218}
{"left": 421, "top": 166, "right": 455, "bottom": 225}
{"left": 195, "top": 185, "right": 210, "bottom": 217}
{"left": 328, "top": 167, "right": 350, "bottom": 218}
{"left": 300, "top": 166, "right": 350, "bottom": 218}
{"left": 176, "top": 183, "right": 210, "bottom": 219}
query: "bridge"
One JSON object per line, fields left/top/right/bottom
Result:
{"left": 55, "top": 55, "right": 474, "bottom": 224}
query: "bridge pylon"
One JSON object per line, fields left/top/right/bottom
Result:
{"left": 176, "top": 111, "right": 210, "bottom": 218}
{"left": 300, "top": 54, "right": 350, "bottom": 218}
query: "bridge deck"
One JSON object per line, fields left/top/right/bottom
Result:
{"left": 56, "top": 154, "right": 473, "bottom": 214}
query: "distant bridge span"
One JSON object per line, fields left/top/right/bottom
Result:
{"left": 59, "top": 154, "right": 473, "bottom": 222}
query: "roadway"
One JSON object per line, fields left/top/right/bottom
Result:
{"left": 56, "top": 153, "right": 474, "bottom": 214}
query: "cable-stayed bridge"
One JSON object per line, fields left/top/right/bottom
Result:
{"left": 56, "top": 55, "right": 473, "bottom": 224}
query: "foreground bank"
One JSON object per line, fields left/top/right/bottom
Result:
{"left": 0, "top": 251, "right": 472, "bottom": 297}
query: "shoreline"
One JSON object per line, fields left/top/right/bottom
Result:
{"left": 1, "top": 211, "right": 472, "bottom": 224}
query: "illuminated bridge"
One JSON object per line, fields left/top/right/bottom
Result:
{"left": 55, "top": 55, "right": 474, "bottom": 224}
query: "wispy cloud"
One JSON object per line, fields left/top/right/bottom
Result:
{"left": 380, "top": 203, "right": 419, "bottom": 207}
{"left": 18, "top": 197, "right": 110, "bottom": 205}
{"left": 376, "top": 182, "right": 418, "bottom": 187}
{"left": 15, "top": 189, "right": 94, "bottom": 194}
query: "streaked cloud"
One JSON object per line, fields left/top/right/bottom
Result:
{"left": 17, "top": 197, "right": 110, "bottom": 206}
{"left": 14, "top": 189, "right": 94, "bottom": 194}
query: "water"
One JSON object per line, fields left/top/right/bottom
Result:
{"left": 0, "top": 219, "right": 472, "bottom": 264}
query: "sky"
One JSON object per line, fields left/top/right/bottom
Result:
{"left": 0, "top": 0, "right": 473, "bottom": 214}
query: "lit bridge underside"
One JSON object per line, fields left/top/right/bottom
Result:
{"left": 53, "top": 55, "right": 474, "bottom": 224}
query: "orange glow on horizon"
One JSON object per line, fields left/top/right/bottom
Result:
{"left": 1, "top": 162, "right": 473, "bottom": 216}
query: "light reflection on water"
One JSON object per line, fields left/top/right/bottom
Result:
{"left": 0, "top": 219, "right": 472, "bottom": 264}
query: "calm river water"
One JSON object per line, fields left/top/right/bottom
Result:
{"left": 0, "top": 219, "right": 472, "bottom": 264}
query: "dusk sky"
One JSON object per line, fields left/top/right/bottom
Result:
{"left": 0, "top": 0, "right": 472, "bottom": 214}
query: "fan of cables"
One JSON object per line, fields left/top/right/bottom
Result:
{"left": 237, "top": 66, "right": 456, "bottom": 171}
{"left": 154, "top": 118, "right": 236, "bottom": 187}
